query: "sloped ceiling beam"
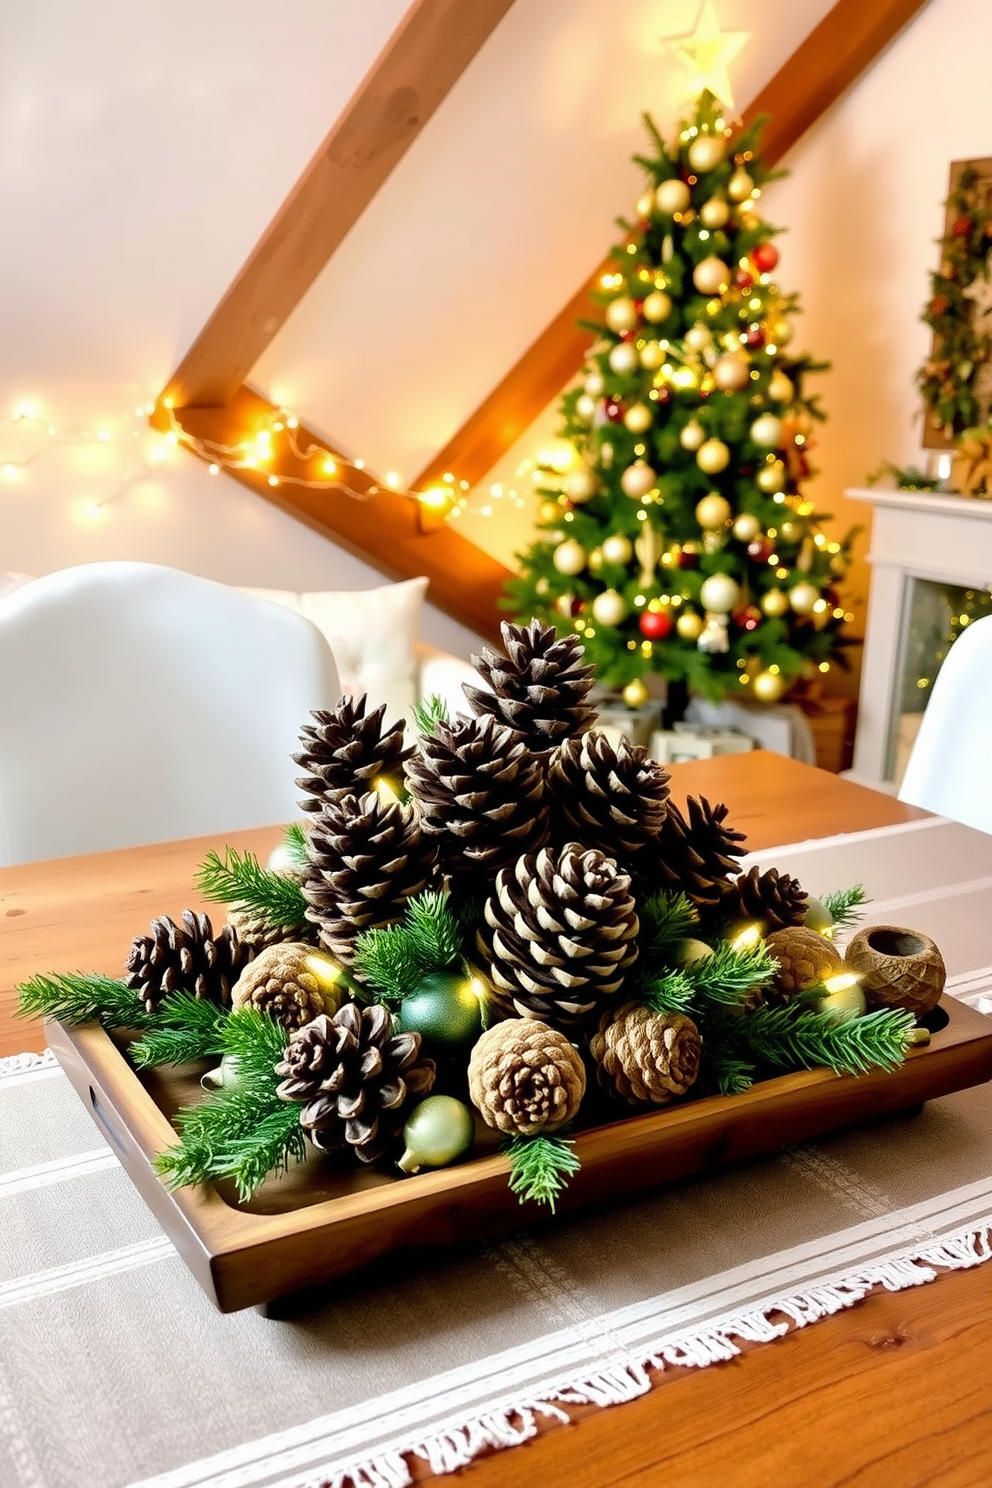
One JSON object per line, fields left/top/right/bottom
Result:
{"left": 165, "top": 0, "right": 518, "bottom": 410}
{"left": 413, "top": 0, "right": 932, "bottom": 493}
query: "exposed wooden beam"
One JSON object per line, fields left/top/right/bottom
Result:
{"left": 414, "top": 0, "right": 932, "bottom": 493}
{"left": 165, "top": 0, "right": 517, "bottom": 410}
{"left": 154, "top": 389, "right": 509, "bottom": 641}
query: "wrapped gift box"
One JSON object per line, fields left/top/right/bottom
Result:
{"left": 650, "top": 724, "right": 755, "bottom": 764}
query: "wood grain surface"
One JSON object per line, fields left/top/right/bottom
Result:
{"left": 2, "top": 752, "right": 989, "bottom": 1487}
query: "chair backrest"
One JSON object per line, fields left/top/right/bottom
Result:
{"left": 898, "top": 612, "right": 992, "bottom": 834}
{"left": 0, "top": 562, "right": 341, "bottom": 865}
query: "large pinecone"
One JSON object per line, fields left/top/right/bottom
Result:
{"left": 294, "top": 696, "right": 412, "bottom": 815}
{"left": 231, "top": 942, "right": 340, "bottom": 1030}
{"left": 547, "top": 732, "right": 670, "bottom": 859}
{"left": 302, "top": 792, "right": 438, "bottom": 963}
{"left": 226, "top": 905, "right": 309, "bottom": 955}
{"left": 467, "top": 1019, "right": 585, "bottom": 1136}
{"left": 648, "top": 796, "right": 748, "bottom": 909}
{"left": 274, "top": 1004, "right": 436, "bottom": 1162}
{"left": 464, "top": 619, "right": 596, "bottom": 752}
{"left": 589, "top": 1003, "right": 701, "bottom": 1107}
{"left": 405, "top": 714, "right": 549, "bottom": 875}
{"left": 721, "top": 865, "right": 809, "bottom": 932}
{"left": 478, "top": 843, "right": 639, "bottom": 1027}
{"left": 125, "top": 909, "right": 251, "bottom": 1013}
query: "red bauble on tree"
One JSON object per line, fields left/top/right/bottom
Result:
{"left": 604, "top": 396, "right": 625, "bottom": 423}
{"left": 734, "top": 268, "right": 754, "bottom": 291}
{"left": 735, "top": 604, "right": 762, "bottom": 632}
{"left": 639, "top": 608, "right": 673, "bottom": 640}
{"left": 746, "top": 537, "right": 774, "bottom": 563}
{"left": 752, "top": 242, "right": 779, "bottom": 273}
{"left": 743, "top": 325, "right": 766, "bottom": 350}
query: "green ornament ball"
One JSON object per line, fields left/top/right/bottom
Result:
{"left": 397, "top": 972, "right": 484, "bottom": 1050}
{"left": 397, "top": 1095, "right": 475, "bottom": 1174}
{"left": 806, "top": 975, "right": 867, "bottom": 1025}
{"left": 804, "top": 896, "right": 835, "bottom": 936}
{"left": 200, "top": 1053, "right": 244, "bottom": 1092}
{"left": 678, "top": 938, "right": 715, "bottom": 966}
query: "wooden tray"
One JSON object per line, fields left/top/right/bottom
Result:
{"left": 47, "top": 998, "right": 992, "bottom": 1314}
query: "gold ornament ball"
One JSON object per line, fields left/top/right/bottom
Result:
{"left": 677, "top": 610, "right": 704, "bottom": 640}
{"left": 622, "top": 678, "right": 650, "bottom": 708}
{"left": 713, "top": 352, "right": 751, "bottom": 392}
{"left": 554, "top": 592, "right": 575, "bottom": 618}
{"left": 679, "top": 418, "right": 706, "bottom": 452}
{"left": 768, "top": 369, "right": 794, "bottom": 403}
{"left": 624, "top": 402, "right": 653, "bottom": 434}
{"left": 565, "top": 467, "right": 598, "bottom": 504}
{"left": 608, "top": 341, "right": 639, "bottom": 375}
{"left": 727, "top": 167, "right": 754, "bottom": 202}
{"left": 575, "top": 393, "right": 596, "bottom": 421}
{"left": 655, "top": 178, "right": 691, "bottom": 215}
{"left": 642, "top": 290, "right": 672, "bottom": 323}
{"left": 636, "top": 189, "right": 655, "bottom": 218}
{"left": 761, "top": 588, "right": 789, "bottom": 617}
{"left": 602, "top": 532, "right": 633, "bottom": 565}
{"left": 588, "top": 547, "right": 604, "bottom": 573}
{"left": 778, "top": 519, "right": 801, "bottom": 542}
{"left": 699, "top": 196, "right": 730, "bottom": 229}
{"left": 605, "top": 296, "right": 639, "bottom": 334}
{"left": 552, "top": 538, "right": 587, "bottom": 576}
{"left": 732, "top": 512, "right": 761, "bottom": 542}
{"left": 752, "top": 669, "right": 786, "bottom": 703}
{"left": 770, "top": 317, "right": 793, "bottom": 346}
{"left": 688, "top": 133, "right": 726, "bottom": 173}
{"left": 535, "top": 577, "right": 549, "bottom": 597}
{"left": 788, "top": 581, "right": 820, "bottom": 616}
{"left": 585, "top": 371, "right": 604, "bottom": 397}
{"left": 692, "top": 256, "right": 730, "bottom": 296}
{"left": 699, "top": 573, "right": 740, "bottom": 614}
{"left": 685, "top": 323, "right": 710, "bottom": 353}
{"left": 591, "top": 588, "right": 627, "bottom": 626}
{"left": 697, "top": 437, "right": 731, "bottom": 475}
{"left": 750, "top": 413, "right": 783, "bottom": 448}
{"left": 538, "top": 499, "right": 561, "bottom": 523}
{"left": 620, "top": 459, "right": 657, "bottom": 498}
{"left": 640, "top": 339, "right": 665, "bottom": 370}
{"left": 695, "top": 492, "right": 732, "bottom": 530}
{"left": 756, "top": 461, "right": 786, "bottom": 493}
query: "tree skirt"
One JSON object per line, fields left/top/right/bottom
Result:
{"left": 2, "top": 817, "right": 991, "bottom": 1488}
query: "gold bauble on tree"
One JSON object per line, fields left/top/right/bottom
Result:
{"left": 640, "top": 340, "right": 665, "bottom": 369}
{"left": 622, "top": 678, "right": 650, "bottom": 708}
{"left": 538, "top": 499, "right": 561, "bottom": 523}
{"left": 601, "top": 533, "right": 633, "bottom": 565}
{"left": 688, "top": 133, "right": 725, "bottom": 172}
{"left": 697, "top": 437, "right": 731, "bottom": 474}
{"left": 624, "top": 403, "right": 653, "bottom": 434}
{"left": 756, "top": 460, "right": 785, "bottom": 493}
{"left": 753, "top": 670, "right": 786, "bottom": 703}
{"left": 695, "top": 492, "right": 732, "bottom": 530}
{"left": 609, "top": 342, "right": 639, "bottom": 375}
{"left": 727, "top": 167, "right": 754, "bottom": 202}
{"left": 588, "top": 547, "right": 604, "bottom": 574}
{"left": 692, "top": 256, "right": 730, "bottom": 295}
{"left": 636, "top": 189, "right": 655, "bottom": 218}
{"left": 591, "top": 589, "right": 627, "bottom": 626}
{"left": 585, "top": 371, "right": 604, "bottom": 397}
{"left": 575, "top": 393, "right": 596, "bottom": 421}
{"left": 565, "top": 467, "right": 598, "bottom": 504}
{"left": 750, "top": 414, "right": 783, "bottom": 448}
{"left": 713, "top": 352, "right": 750, "bottom": 392}
{"left": 699, "top": 196, "right": 730, "bottom": 229}
{"left": 761, "top": 588, "right": 789, "bottom": 617}
{"left": 605, "top": 296, "right": 639, "bottom": 334}
{"left": 655, "top": 178, "right": 691, "bottom": 215}
{"left": 699, "top": 573, "right": 740, "bottom": 615}
{"left": 769, "top": 317, "right": 793, "bottom": 347}
{"left": 620, "top": 460, "right": 656, "bottom": 499}
{"left": 679, "top": 418, "right": 706, "bottom": 451}
{"left": 677, "top": 610, "right": 704, "bottom": 640}
{"left": 768, "top": 369, "right": 794, "bottom": 403}
{"left": 788, "top": 581, "right": 820, "bottom": 616}
{"left": 732, "top": 512, "right": 761, "bottom": 542}
{"left": 685, "top": 323, "right": 710, "bottom": 353}
{"left": 642, "top": 290, "right": 672, "bottom": 322}
{"left": 552, "top": 538, "right": 587, "bottom": 576}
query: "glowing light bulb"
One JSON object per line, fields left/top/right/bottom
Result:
{"left": 384, "top": 471, "right": 400, "bottom": 489}
{"left": 321, "top": 457, "right": 337, "bottom": 477}
{"left": 268, "top": 474, "right": 279, "bottom": 487}
{"left": 208, "top": 463, "right": 220, "bottom": 476}
{"left": 731, "top": 924, "right": 763, "bottom": 952}
{"left": 372, "top": 776, "right": 401, "bottom": 805}
{"left": 286, "top": 416, "right": 299, "bottom": 429}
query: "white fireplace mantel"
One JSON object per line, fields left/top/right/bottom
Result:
{"left": 848, "top": 486, "right": 992, "bottom": 787}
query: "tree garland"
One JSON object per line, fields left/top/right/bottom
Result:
{"left": 918, "top": 164, "right": 992, "bottom": 439}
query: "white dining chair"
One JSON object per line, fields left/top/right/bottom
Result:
{"left": 0, "top": 562, "right": 341, "bottom": 865}
{"left": 898, "top": 612, "right": 992, "bottom": 835}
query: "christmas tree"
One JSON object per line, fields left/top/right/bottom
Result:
{"left": 507, "top": 91, "right": 855, "bottom": 708}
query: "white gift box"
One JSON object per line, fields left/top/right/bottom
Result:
{"left": 594, "top": 700, "right": 663, "bottom": 748}
{"left": 649, "top": 724, "right": 754, "bottom": 764}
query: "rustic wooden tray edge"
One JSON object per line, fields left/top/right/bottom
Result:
{"left": 47, "top": 999, "right": 992, "bottom": 1313}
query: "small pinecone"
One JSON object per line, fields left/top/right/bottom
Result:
{"left": 765, "top": 926, "right": 845, "bottom": 1002}
{"left": 464, "top": 618, "right": 596, "bottom": 752}
{"left": 589, "top": 1003, "right": 702, "bottom": 1107}
{"left": 547, "top": 732, "right": 670, "bottom": 858}
{"left": 477, "top": 843, "right": 639, "bottom": 1027}
{"left": 125, "top": 909, "right": 251, "bottom": 1013}
{"left": 405, "top": 714, "right": 549, "bottom": 875}
{"left": 294, "top": 696, "right": 412, "bottom": 815}
{"left": 231, "top": 943, "right": 339, "bottom": 1030}
{"left": 226, "top": 906, "right": 307, "bottom": 954}
{"left": 467, "top": 1019, "right": 585, "bottom": 1136}
{"left": 274, "top": 1004, "right": 435, "bottom": 1162}
{"left": 302, "top": 792, "right": 438, "bottom": 963}
{"left": 722, "top": 865, "right": 809, "bottom": 932}
{"left": 650, "top": 796, "right": 748, "bottom": 909}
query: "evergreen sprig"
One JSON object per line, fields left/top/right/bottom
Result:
{"left": 506, "top": 1134, "right": 581, "bottom": 1211}
{"left": 637, "top": 892, "right": 699, "bottom": 967}
{"left": 821, "top": 884, "right": 869, "bottom": 931}
{"left": 282, "top": 822, "right": 309, "bottom": 866}
{"left": 195, "top": 847, "right": 309, "bottom": 929}
{"left": 412, "top": 693, "right": 450, "bottom": 736}
{"left": 697, "top": 1050, "right": 756, "bottom": 1098}
{"left": 17, "top": 972, "right": 149, "bottom": 1030}
{"left": 353, "top": 891, "right": 465, "bottom": 1005}
{"left": 639, "top": 968, "right": 696, "bottom": 1016}
{"left": 130, "top": 993, "right": 229, "bottom": 1068}
{"left": 687, "top": 941, "right": 778, "bottom": 1006}
{"left": 739, "top": 1005, "right": 915, "bottom": 1077}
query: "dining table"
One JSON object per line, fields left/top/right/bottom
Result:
{"left": 2, "top": 750, "right": 990, "bottom": 1488}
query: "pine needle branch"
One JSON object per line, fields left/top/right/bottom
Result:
{"left": 821, "top": 884, "right": 870, "bottom": 931}
{"left": 506, "top": 1134, "right": 581, "bottom": 1211}
{"left": 353, "top": 891, "right": 465, "bottom": 1004}
{"left": 412, "top": 694, "right": 450, "bottom": 736}
{"left": 16, "top": 972, "right": 149, "bottom": 1029}
{"left": 130, "top": 994, "right": 229, "bottom": 1068}
{"left": 352, "top": 924, "right": 426, "bottom": 1005}
{"left": 687, "top": 941, "right": 779, "bottom": 1006}
{"left": 696, "top": 1050, "right": 756, "bottom": 1098}
{"left": 639, "top": 968, "right": 696, "bottom": 1016}
{"left": 282, "top": 822, "right": 309, "bottom": 866}
{"left": 194, "top": 847, "right": 308, "bottom": 929}
{"left": 739, "top": 1005, "right": 915, "bottom": 1076}
{"left": 403, "top": 891, "right": 464, "bottom": 969}
{"left": 638, "top": 892, "right": 699, "bottom": 964}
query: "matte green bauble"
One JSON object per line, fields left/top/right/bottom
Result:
{"left": 679, "top": 938, "right": 715, "bottom": 966}
{"left": 397, "top": 1096, "right": 475, "bottom": 1174}
{"left": 200, "top": 1054, "right": 245, "bottom": 1092}
{"left": 804, "top": 896, "right": 835, "bottom": 936}
{"left": 805, "top": 976, "right": 867, "bottom": 1025}
{"left": 397, "top": 972, "right": 483, "bottom": 1050}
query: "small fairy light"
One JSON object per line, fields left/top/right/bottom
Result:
{"left": 321, "top": 457, "right": 338, "bottom": 477}
{"left": 208, "top": 463, "right": 220, "bottom": 476}
{"left": 822, "top": 972, "right": 861, "bottom": 994}
{"left": 304, "top": 954, "right": 345, "bottom": 989}
{"left": 731, "top": 924, "right": 763, "bottom": 952}
{"left": 268, "top": 474, "right": 279, "bottom": 487}
{"left": 384, "top": 471, "right": 400, "bottom": 489}
{"left": 372, "top": 776, "right": 401, "bottom": 806}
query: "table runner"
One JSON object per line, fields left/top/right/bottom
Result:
{"left": 2, "top": 817, "right": 991, "bottom": 1488}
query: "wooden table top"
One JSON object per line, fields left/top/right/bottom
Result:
{"left": 1, "top": 752, "right": 987, "bottom": 1487}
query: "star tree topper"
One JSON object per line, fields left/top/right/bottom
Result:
{"left": 664, "top": 1, "right": 750, "bottom": 111}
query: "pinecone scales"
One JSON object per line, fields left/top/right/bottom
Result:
{"left": 301, "top": 792, "right": 438, "bottom": 964}
{"left": 125, "top": 910, "right": 251, "bottom": 1013}
{"left": 275, "top": 1005, "right": 435, "bottom": 1163}
{"left": 721, "top": 865, "right": 809, "bottom": 931}
{"left": 405, "top": 714, "right": 549, "bottom": 875}
{"left": 294, "top": 696, "right": 412, "bottom": 815}
{"left": 547, "top": 733, "right": 670, "bottom": 859}
{"left": 648, "top": 796, "right": 748, "bottom": 909}
{"left": 478, "top": 843, "right": 639, "bottom": 1027}
{"left": 590, "top": 1003, "right": 701, "bottom": 1107}
{"left": 464, "top": 619, "right": 596, "bottom": 751}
